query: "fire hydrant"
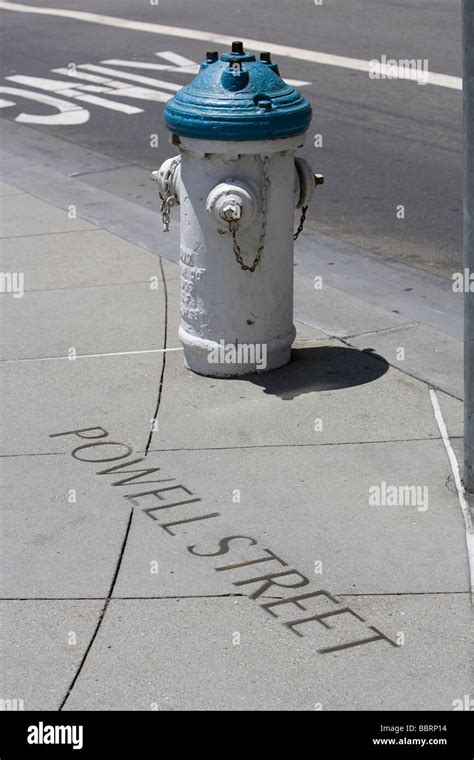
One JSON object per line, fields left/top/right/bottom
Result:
{"left": 153, "top": 41, "right": 322, "bottom": 377}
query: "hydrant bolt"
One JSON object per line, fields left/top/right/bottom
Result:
{"left": 221, "top": 202, "right": 241, "bottom": 221}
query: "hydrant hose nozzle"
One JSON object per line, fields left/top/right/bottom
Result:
{"left": 153, "top": 155, "right": 181, "bottom": 232}
{"left": 206, "top": 179, "right": 258, "bottom": 231}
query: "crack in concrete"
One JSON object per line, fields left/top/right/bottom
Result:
{"left": 144, "top": 257, "right": 169, "bottom": 456}
{"left": 58, "top": 507, "right": 134, "bottom": 711}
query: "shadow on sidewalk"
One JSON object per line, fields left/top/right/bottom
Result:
{"left": 249, "top": 345, "right": 389, "bottom": 400}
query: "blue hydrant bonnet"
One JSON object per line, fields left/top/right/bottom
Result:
{"left": 164, "top": 41, "right": 312, "bottom": 141}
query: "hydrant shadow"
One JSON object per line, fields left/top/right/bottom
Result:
{"left": 247, "top": 345, "right": 389, "bottom": 400}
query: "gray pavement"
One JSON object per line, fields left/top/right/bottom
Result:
{"left": 0, "top": 137, "right": 472, "bottom": 711}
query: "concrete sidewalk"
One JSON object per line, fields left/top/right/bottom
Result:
{"left": 0, "top": 166, "right": 472, "bottom": 710}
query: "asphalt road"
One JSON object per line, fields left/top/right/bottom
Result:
{"left": 0, "top": 0, "right": 463, "bottom": 277}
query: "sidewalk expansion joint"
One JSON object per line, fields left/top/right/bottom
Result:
{"left": 339, "top": 337, "right": 463, "bottom": 402}
{"left": 0, "top": 594, "right": 282, "bottom": 601}
{"left": 0, "top": 440, "right": 462, "bottom": 459}
{"left": 0, "top": 452, "right": 67, "bottom": 458}
{"left": 430, "top": 389, "right": 474, "bottom": 600}
{"left": 338, "top": 591, "right": 470, "bottom": 598}
{"left": 341, "top": 322, "right": 420, "bottom": 340}
{"left": 0, "top": 228, "right": 99, "bottom": 241}
{"left": 16, "top": 280, "right": 158, "bottom": 295}
{"left": 68, "top": 163, "right": 134, "bottom": 178}
{"left": 3, "top": 592, "right": 469, "bottom": 600}
{"left": 0, "top": 347, "right": 183, "bottom": 364}
{"left": 142, "top": 437, "right": 447, "bottom": 454}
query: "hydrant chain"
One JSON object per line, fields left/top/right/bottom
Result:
{"left": 159, "top": 156, "right": 180, "bottom": 232}
{"left": 293, "top": 205, "right": 308, "bottom": 241}
{"left": 227, "top": 155, "right": 270, "bottom": 272}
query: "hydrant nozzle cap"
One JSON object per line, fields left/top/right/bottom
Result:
{"left": 164, "top": 45, "right": 312, "bottom": 141}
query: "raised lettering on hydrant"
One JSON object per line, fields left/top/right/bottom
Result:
{"left": 152, "top": 41, "right": 323, "bottom": 377}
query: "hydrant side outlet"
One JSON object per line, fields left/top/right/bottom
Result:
{"left": 155, "top": 43, "right": 319, "bottom": 377}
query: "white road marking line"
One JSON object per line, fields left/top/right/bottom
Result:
{"left": 0, "top": 85, "right": 90, "bottom": 124}
{"left": 155, "top": 51, "right": 197, "bottom": 68}
{"left": 6, "top": 75, "right": 144, "bottom": 113}
{"left": 77, "top": 64, "right": 181, "bottom": 92}
{"left": 1, "top": 347, "right": 184, "bottom": 363}
{"left": 429, "top": 388, "right": 474, "bottom": 595}
{"left": 284, "top": 79, "right": 311, "bottom": 87}
{"left": 9, "top": 73, "right": 171, "bottom": 106}
{"left": 52, "top": 67, "right": 139, "bottom": 86}
{"left": 102, "top": 56, "right": 311, "bottom": 87}
{"left": 103, "top": 59, "right": 198, "bottom": 74}
{"left": 52, "top": 67, "right": 176, "bottom": 101}
{"left": 63, "top": 92, "right": 144, "bottom": 111}
{"left": 0, "top": 1, "right": 461, "bottom": 90}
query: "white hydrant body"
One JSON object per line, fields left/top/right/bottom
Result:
{"left": 154, "top": 43, "right": 319, "bottom": 377}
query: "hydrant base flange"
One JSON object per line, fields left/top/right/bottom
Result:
{"left": 179, "top": 325, "right": 296, "bottom": 377}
